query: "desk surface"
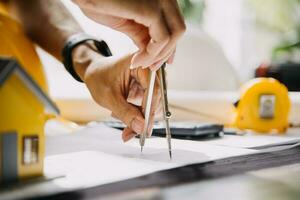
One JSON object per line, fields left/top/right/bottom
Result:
{"left": 1, "top": 145, "right": 299, "bottom": 200}
{"left": 23, "top": 144, "right": 300, "bottom": 200}
{"left": 53, "top": 91, "right": 300, "bottom": 124}
{"left": 98, "top": 163, "right": 300, "bottom": 200}
{"left": 165, "top": 163, "right": 300, "bottom": 200}
{"left": 26, "top": 163, "right": 300, "bottom": 200}
{"left": 1, "top": 124, "right": 300, "bottom": 200}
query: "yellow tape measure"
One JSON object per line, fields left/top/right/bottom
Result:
{"left": 234, "top": 78, "right": 290, "bottom": 133}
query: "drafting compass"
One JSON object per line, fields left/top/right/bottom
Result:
{"left": 139, "top": 63, "right": 172, "bottom": 158}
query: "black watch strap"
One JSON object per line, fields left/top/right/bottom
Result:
{"left": 62, "top": 33, "right": 112, "bottom": 82}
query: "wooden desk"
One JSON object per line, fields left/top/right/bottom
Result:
{"left": 54, "top": 91, "right": 300, "bottom": 126}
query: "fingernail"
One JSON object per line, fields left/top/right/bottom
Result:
{"left": 130, "top": 59, "right": 138, "bottom": 69}
{"left": 123, "top": 133, "right": 135, "bottom": 142}
{"left": 149, "top": 65, "right": 157, "bottom": 71}
{"left": 150, "top": 61, "right": 164, "bottom": 71}
{"left": 131, "top": 118, "right": 144, "bottom": 133}
{"left": 130, "top": 52, "right": 142, "bottom": 69}
{"left": 168, "top": 54, "right": 175, "bottom": 64}
{"left": 167, "top": 57, "right": 173, "bottom": 64}
{"left": 130, "top": 64, "right": 137, "bottom": 69}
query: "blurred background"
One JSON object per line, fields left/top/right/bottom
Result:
{"left": 39, "top": 0, "right": 300, "bottom": 99}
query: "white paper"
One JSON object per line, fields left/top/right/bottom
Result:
{"left": 3, "top": 123, "right": 299, "bottom": 200}
{"left": 206, "top": 129, "right": 300, "bottom": 149}
{"left": 43, "top": 124, "right": 256, "bottom": 189}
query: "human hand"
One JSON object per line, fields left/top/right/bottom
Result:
{"left": 72, "top": 0, "right": 186, "bottom": 70}
{"left": 72, "top": 43, "right": 161, "bottom": 142}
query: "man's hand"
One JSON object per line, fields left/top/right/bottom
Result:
{"left": 73, "top": 43, "right": 161, "bottom": 142}
{"left": 72, "top": 0, "right": 186, "bottom": 70}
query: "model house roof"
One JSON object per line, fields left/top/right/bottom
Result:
{"left": 0, "top": 57, "right": 59, "bottom": 115}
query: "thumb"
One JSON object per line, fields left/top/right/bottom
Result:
{"left": 112, "top": 99, "right": 145, "bottom": 135}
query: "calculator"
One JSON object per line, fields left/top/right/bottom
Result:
{"left": 103, "top": 121, "right": 224, "bottom": 140}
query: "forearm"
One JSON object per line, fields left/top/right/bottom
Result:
{"left": 11, "top": 0, "right": 82, "bottom": 61}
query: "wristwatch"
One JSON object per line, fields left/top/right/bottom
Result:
{"left": 62, "top": 33, "right": 112, "bottom": 82}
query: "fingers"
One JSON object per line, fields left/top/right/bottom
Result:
{"left": 130, "top": 12, "right": 170, "bottom": 68}
{"left": 110, "top": 112, "right": 119, "bottom": 119}
{"left": 131, "top": 0, "right": 185, "bottom": 69}
{"left": 111, "top": 112, "right": 138, "bottom": 143}
{"left": 73, "top": 0, "right": 185, "bottom": 70}
{"left": 116, "top": 68, "right": 161, "bottom": 141}
{"left": 126, "top": 79, "right": 144, "bottom": 105}
{"left": 122, "top": 127, "right": 136, "bottom": 142}
{"left": 149, "top": 59, "right": 166, "bottom": 71}
{"left": 167, "top": 48, "right": 176, "bottom": 64}
{"left": 111, "top": 112, "right": 142, "bottom": 142}
{"left": 149, "top": 50, "right": 174, "bottom": 71}
{"left": 151, "top": 47, "right": 176, "bottom": 70}
{"left": 78, "top": 7, "right": 150, "bottom": 50}
{"left": 147, "top": 1, "right": 185, "bottom": 68}
{"left": 114, "top": 20, "right": 150, "bottom": 50}
{"left": 77, "top": 3, "right": 165, "bottom": 64}
{"left": 112, "top": 98, "right": 145, "bottom": 136}
{"left": 110, "top": 103, "right": 144, "bottom": 140}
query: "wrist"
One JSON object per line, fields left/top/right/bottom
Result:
{"left": 62, "top": 33, "right": 113, "bottom": 82}
{"left": 72, "top": 42, "right": 104, "bottom": 81}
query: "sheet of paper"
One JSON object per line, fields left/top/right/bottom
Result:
{"left": 3, "top": 123, "right": 299, "bottom": 200}
{"left": 206, "top": 129, "right": 300, "bottom": 149}
{"left": 43, "top": 124, "right": 256, "bottom": 190}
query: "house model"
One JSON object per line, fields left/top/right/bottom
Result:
{"left": 0, "top": 58, "right": 59, "bottom": 183}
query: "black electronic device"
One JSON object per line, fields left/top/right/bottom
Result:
{"left": 103, "top": 121, "right": 224, "bottom": 140}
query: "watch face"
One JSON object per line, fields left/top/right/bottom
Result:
{"left": 95, "top": 40, "right": 112, "bottom": 57}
